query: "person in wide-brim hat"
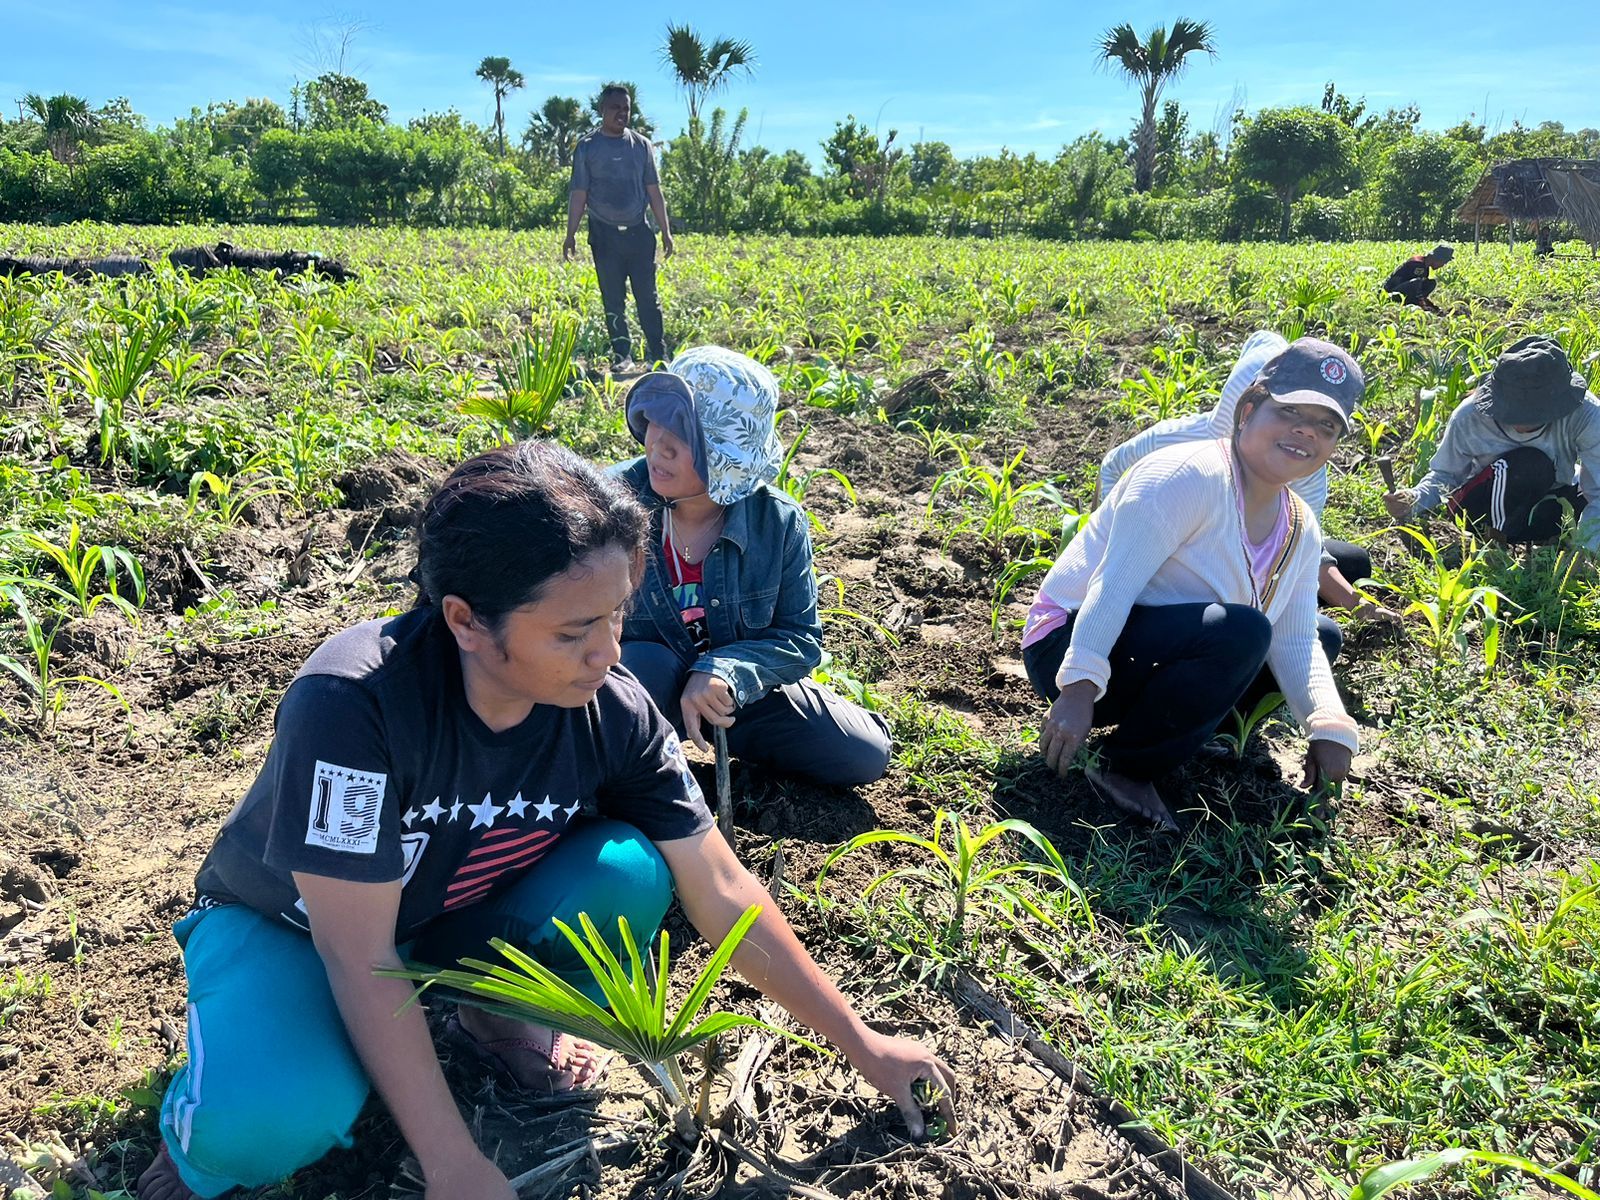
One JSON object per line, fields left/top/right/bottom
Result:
{"left": 1382, "top": 243, "right": 1455, "bottom": 313}
{"left": 1385, "top": 335, "right": 1600, "bottom": 547}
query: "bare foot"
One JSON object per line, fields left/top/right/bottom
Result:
{"left": 1086, "top": 765, "right": 1179, "bottom": 832}
{"left": 454, "top": 1007, "right": 609, "bottom": 1094}
{"left": 136, "top": 1142, "right": 199, "bottom": 1200}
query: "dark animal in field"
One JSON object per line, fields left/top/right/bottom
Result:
{"left": 0, "top": 254, "right": 151, "bottom": 280}
{"left": 168, "top": 245, "right": 223, "bottom": 274}
{"left": 211, "top": 242, "right": 358, "bottom": 283}
{"left": 3, "top": 242, "right": 357, "bottom": 284}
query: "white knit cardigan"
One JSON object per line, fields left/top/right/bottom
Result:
{"left": 1028, "top": 438, "right": 1359, "bottom": 752}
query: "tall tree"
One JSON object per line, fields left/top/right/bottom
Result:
{"left": 1095, "top": 18, "right": 1216, "bottom": 193}
{"left": 1232, "top": 105, "right": 1354, "bottom": 240}
{"left": 659, "top": 24, "right": 756, "bottom": 125}
{"left": 476, "top": 55, "right": 526, "bottom": 157}
{"left": 304, "top": 73, "right": 387, "bottom": 130}
{"left": 22, "top": 93, "right": 94, "bottom": 166}
{"left": 523, "top": 95, "right": 591, "bottom": 167}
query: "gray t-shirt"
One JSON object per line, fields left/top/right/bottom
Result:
{"left": 571, "top": 129, "right": 659, "bottom": 226}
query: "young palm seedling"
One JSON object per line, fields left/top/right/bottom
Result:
{"left": 463, "top": 315, "right": 578, "bottom": 443}
{"left": 385, "top": 904, "right": 820, "bottom": 1147}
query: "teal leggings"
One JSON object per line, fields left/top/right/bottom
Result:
{"left": 158, "top": 820, "right": 673, "bottom": 1198}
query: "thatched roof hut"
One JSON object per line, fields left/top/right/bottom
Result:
{"left": 1456, "top": 158, "right": 1600, "bottom": 249}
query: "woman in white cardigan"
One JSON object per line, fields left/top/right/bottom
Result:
{"left": 1023, "top": 338, "right": 1365, "bottom": 830}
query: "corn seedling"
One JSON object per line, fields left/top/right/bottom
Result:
{"left": 817, "top": 810, "right": 1092, "bottom": 953}
{"left": 1214, "top": 690, "right": 1284, "bottom": 759}
{"left": 0, "top": 584, "right": 128, "bottom": 734}
{"left": 927, "top": 449, "right": 1076, "bottom": 552}
{"left": 774, "top": 420, "right": 856, "bottom": 534}
{"left": 896, "top": 418, "right": 977, "bottom": 463}
{"left": 1376, "top": 528, "right": 1512, "bottom": 668}
{"left": 187, "top": 455, "right": 293, "bottom": 528}
{"left": 1350, "top": 1148, "right": 1598, "bottom": 1200}
{"left": 463, "top": 315, "right": 578, "bottom": 442}
{"left": 2, "top": 521, "right": 145, "bottom": 619}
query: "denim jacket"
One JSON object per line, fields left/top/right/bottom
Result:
{"left": 613, "top": 457, "right": 822, "bottom": 706}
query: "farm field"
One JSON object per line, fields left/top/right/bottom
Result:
{"left": 0, "top": 225, "right": 1597, "bottom": 1200}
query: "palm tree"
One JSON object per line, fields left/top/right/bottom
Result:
{"left": 1095, "top": 18, "right": 1216, "bottom": 193}
{"left": 22, "top": 93, "right": 95, "bottom": 166}
{"left": 475, "top": 55, "right": 526, "bottom": 157}
{"left": 659, "top": 24, "right": 756, "bottom": 125}
{"left": 522, "top": 95, "right": 591, "bottom": 168}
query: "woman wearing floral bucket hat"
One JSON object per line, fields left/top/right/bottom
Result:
{"left": 1384, "top": 336, "right": 1600, "bottom": 548}
{"left": 613, "top": 346, "right": 893, "bottom": 787}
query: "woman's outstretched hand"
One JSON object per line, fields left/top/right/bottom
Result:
{"left": 1040, "top": 681, "right": 1096, "bottom": 777}
{"left": 681, "top": 670, "right": 737, "bottom": 751}
{"left": 846, "top": 1029, "right": 959, "bottom": 1141}
{"left": 1302, "top": 739, "right": 1352, "bottom": 789}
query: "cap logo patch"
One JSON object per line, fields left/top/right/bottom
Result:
{"left": 1320, "top": 357, "right": 1348, "bottom": 385}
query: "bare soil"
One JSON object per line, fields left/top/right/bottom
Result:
{"left": 0, "top": 378, "right": 1413, "bottom": 1197}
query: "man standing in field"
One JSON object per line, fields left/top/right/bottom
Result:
{"left": 563, "top": 85, "right": 674, "bottom": 371}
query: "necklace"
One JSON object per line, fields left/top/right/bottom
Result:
{"left": 664, "top": 507, "right": 725, "bottom": 565}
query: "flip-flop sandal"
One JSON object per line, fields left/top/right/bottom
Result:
{"left": 443, "top": 1012, "right": 611, "bottom": 1096}
{"left": 1086, "top": 764, "right": 1179, "bottom": 833}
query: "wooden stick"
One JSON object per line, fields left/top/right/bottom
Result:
{"left": 1376, "top": 455, "right": 1397, "bottom": 492}
{"left": 714, "top": 726, "right": 733, "bottom": 841}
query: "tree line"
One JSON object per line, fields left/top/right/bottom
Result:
{"left": 3, "top": 21, "right": 1597, "bottom": 241}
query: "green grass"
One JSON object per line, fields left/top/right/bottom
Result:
{"left": 2, "top": 226, "right": 1597, "bottom": 1199}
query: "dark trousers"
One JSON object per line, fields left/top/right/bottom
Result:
{"left": 1324, "top": 539, "right": 1371, "bottom": 589}
{"left": 1023, "top": 603, "right": 1272, "bottom": 780}
{"left": 1389, "top": 277, "right": 1437, "bottom": 306}
{"left": 587, "top": 220, "right": 664, "bottom": 363}
{"left": 1448, "top": 446, "right": 1587, "bottom": 544}
{"left": 1022, "top": 602, "right": 1342, "bottom": 780}
{"left": 621, "top": 641, "right": 892, "bottom": 787}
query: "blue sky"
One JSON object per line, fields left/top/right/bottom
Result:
{"left": 3, "top": 0, "right": 1596, "bottom": 159}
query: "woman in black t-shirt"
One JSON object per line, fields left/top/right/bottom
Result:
{"left": 139, "top": 442, "right": 956, "bottom": 1200}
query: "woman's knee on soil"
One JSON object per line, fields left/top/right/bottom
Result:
{"left": 1201, "top": 603, "right": 1273, "bottom": 669}
{"left": 816, "top": 710, "right": 893, "bottom": 788}
{"left": 535, "top": 819, "right": 674, "bottom": 938}
{"left": 168, "top": 1054, "right": 366, "bottom": 1192}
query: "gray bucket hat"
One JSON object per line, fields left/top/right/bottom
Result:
{"left": 1429, "top": 243, "right": 1455, "bottom": 263}
{"left": 1474, "top": 335, "right": 1587, "bottom": 426}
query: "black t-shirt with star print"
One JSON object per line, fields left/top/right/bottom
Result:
{"left": 192, "top": 607, "right": 713, "bottom": 941}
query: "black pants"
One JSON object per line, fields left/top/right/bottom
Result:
{"left": 1448, "top": 446, "right": 1586, "bottom": 543}
{"left": 620, "top": 641, "right": 893, "bottom": 787}
{"left": 1388, "top": 277, "right": 1437, "bottom": 307}
{"left": 1324, "top": 539, "right": 1371, "bottom": 590}
{"left": 1023, "top": 602, "right": 1341, "bottom": 780}
{"left": 587, "top": 221, "right": 665, "bottom": 364}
